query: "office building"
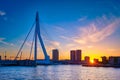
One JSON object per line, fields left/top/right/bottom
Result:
{"left": 94, "top": 58, "right": 99, "bottom": 63}
{"left": 70, "top": 49, "right": 82, "bottom": 62}
{"left": 70, "top": 50, "right": 76, "bottom": 61}
{"left": 52, "top": 49, "right": 59, "bottom": 61}
{"left": 0, "top": 55, "right": 1, "bottom": 60}
{"left": 101, "top": 56, "right": 107, "bottom": 64}
{"left": 76, "top": 50, "right": 82, "bottom": 61}
{"left": 109, "top": 56, "right": 120, "bottom": 65}
{"left": 84, "top": 56, "right": 90, "bottom": 63}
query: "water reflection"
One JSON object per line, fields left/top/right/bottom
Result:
{"left": 0, "top": 65, "right": 120, "bottom": 80}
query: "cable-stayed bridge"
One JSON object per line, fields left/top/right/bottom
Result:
{"left": 0, "top": 12, "right": 52, "bottom": 66}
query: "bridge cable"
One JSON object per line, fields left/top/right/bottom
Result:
{"left": 29, "top": 32, "right": 35, "bottom": 60}
{"left": 14, "top": 21, "right": 35, "bottom": 60}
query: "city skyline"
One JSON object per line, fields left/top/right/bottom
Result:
{"left": 0, "top": 0, "right": 120, "bottom": 61}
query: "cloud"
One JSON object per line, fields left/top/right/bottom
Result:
{"left": 59, "top": 15, "right": 120, "bottom": 45}
{"left": 73, "top": 16, "right": 120, "bottom": 44}
{"left": 66, "top": 44, "right": 75, "bottom": 47}
{"left": 60, "top": 36, "right": 71, "bottom": 41}
{"left": 0, "top": 38, "right": 14, "bottom": 46}
{"left": 90, "top": 20, "right": 119, "bottom": 42}
{"left": 78, "top": 16, "right": 87, "bottom": 22}
{"left": 0, "top": 10, "right": 6, "bottom": 16}
{"left": 25, "top": 41, "right": 33, "bottom": 47}
{"left": 55, "top": 26, "right": 65, "bottom": 31}
{"left": 44, "top": 40, "right": 61, "bottom": 54}
{"left": 74, "top": 39, "right": 87, "bottom": 44}
{"left": 0, "top": 38, "right": 5, "bottom": 41}
{"left": 107, "top": 48, "right": 116, "bottom": 52}
{"left": 87, "top": 45, "right": 94, "bottom": 48}
{"left": 49, "top": 41, "right": 60, "bottom": 47}
{"left": 0, "top": 38, "right": 8, "bottom": 45}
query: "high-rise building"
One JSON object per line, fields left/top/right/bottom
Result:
{"left": 94, "top": 58, "right": 99, "bottom": 64}
{"left": 70, "top": 50, "right": 82, "bottom": 62}
{"left": 70, "top": 50, "right": 76, "bottom": 61}
{"left": 52, "top": 49, "right": 59, "bottom": 61}
{"left": 76, "top": 50, "right": 82, "bottom": 62}
{"left": 0, "top": 55, "right": 1, "bottom": 60}
{"left": 109, "top": 56, "right": 120, "bottom": 65}
{"left": 109, "top": 56, "right": 114, "bottom": 65}
{"left": 101, "top": 56, "right": 107, "bottom": 64}
{"left": 85, "top": 56, "right": 90, "bottom": 63}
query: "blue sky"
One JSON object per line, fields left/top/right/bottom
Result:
{"left": 0, "top": 0, "right": 120, "bottom": 60}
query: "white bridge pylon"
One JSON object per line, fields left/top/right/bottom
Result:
{"left": 14, "top": 12, "right": 50, "bottom": 64}
{"left": 35, "top": 12, "right": 50, "bottom": 64}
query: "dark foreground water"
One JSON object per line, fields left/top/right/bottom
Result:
{"left": 0, "top": 65, "right": 120, "bottom": 80}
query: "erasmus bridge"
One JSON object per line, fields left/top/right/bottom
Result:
{"left": 0, "top": 12, "right": 51, "bottom": 66}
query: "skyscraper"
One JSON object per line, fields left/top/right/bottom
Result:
{"left": 94, "top": 58, "right": 99, "bottom": 64}
{"left": 76, "top": 50, "right": 82, "bottom": 62}
{"left": 85, "top": 56, "right": 90, "bottom": 63}
{"left": 109, "top": 56, "right": 120, "bottom": 65}
{"left": 101, "top": 56, "right": 107, "bottom": 64}
{"left": 70, "top": 50, "right": 76, "bottom": 61}
{"left": 0, "top": 55, "right": 1, "bottom": 60}
{"left": 70, "top": 49, "right": 82, "bottom": 62}
{"left": 52, "top": 49, "right": 59, "bottom": 61}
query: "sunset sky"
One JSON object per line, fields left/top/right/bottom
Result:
{"left": 0, "top": 0, "right": 120, "bottom": 60}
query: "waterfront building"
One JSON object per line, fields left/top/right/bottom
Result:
{"left": 94, "top": 58, "right": 99, "bottom": 64}
{"left": 0, "top": 55, "right": 1, "bottom": 60}
{"left": 70, "top": 50, "right": 76, "bottom": 61}
{"left": 109, "top": 56, "right": 120, "bottom": 65}
{"left": 76, "top": 50, "right": 82, "bottom": 62}
{"left": 101, "top": 56, "right": 108, "bottom": 64}
{"left": 70, "top": 50, "right": 82, "bottom": 62}
{"left": 109, "top": 56, "right": 114, "bottom": 65}
{"left": 52, "top": 49, "right": 59, "bottom": 61}
{"left": 84, "top": 56, "right": 90, "bottom": 63}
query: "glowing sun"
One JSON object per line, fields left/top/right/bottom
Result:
{"left": 90, "top": 60, "right": 94, "bottom": 64}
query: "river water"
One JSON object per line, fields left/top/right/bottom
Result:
{"left": 0, "top": 65, "right": 120, "bottom": 80}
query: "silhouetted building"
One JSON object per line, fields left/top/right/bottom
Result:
{"left": 0, "top": 55, "right": 1, "bottom": 60}
{"left": 70, "top": 49, "right": 82, "bottom": 62}
{"left": 76, "top": 50, "right": 82, "bottom": 62}
{"left": 109, "top": 56, "right": 114, "bottom": 65}
{"left": 85, "top": 56, "right": 90, "bottom": 63}
{"left": 94, "top": 58, "right": 99, "bottom": 64}
{"left": 101, "top": 56, "right": 107, "bottom": 64}
{"left": 70, "top": 50, "right": 76, "bottom": 61}
{"left": 52, "top": 49, "right": 59, "bottom": 61}
{"left": 109, "top": 56, "right": 120, "bottom": 65}
{"left": 4, "top": 51, "right": 7, "bottom": 60}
